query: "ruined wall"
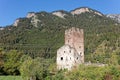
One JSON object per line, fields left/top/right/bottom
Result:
{"left": 57, "top": 45, "right": 75, "bottom": 70}
{"left": 57, "top": 27, "right": 84, "bottom": 70}
{"left": 65, "top": 27, "right": 84, "bottom": 63}
{"left": 57, "top": 45, "right": 81, "bottom": 70}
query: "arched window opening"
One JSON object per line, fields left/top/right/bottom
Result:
{"left": 61, "top": 57, "right": 63, "bottom": 60}
{"left": 77, "top": 57, "right": 78, "bottom": 60}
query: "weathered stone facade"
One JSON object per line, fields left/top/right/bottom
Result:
{"left": 57, "top": 27, "right": 84, "bottom": 70}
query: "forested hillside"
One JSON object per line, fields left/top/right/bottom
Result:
{"left": 0, "top": 7, "right": 119, "bottom": 60}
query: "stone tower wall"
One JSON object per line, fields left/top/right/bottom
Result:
{"left": 65, "top": 27, "right": 84, "bottom": 63}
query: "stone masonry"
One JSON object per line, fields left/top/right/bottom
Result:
{"left": 57, "top": 27, "right": 84, "bottom": 70}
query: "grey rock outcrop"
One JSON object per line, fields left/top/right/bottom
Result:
{"left": 106, "top": 14, "right": 120, "bottom": 23}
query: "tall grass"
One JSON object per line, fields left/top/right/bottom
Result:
{"left": 0, "top": 76, "right": 22, "bottom": 80}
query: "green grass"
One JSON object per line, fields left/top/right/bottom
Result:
{"left": 0, "top": 76, "right": 22, "bottom": 80}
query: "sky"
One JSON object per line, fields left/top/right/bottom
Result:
{"left": 0, "top": 0, "right": 120, "bottom": 27}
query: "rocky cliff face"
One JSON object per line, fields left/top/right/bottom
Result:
{"left": 70, "top": 7, "right": 103, "bottom": 16}
{"left": 106, "top": 14, "right": 120, "bottom": 23}
{"left": 0, "top": 27, "right": 4, "bottom": 30}
{"left": 26, "top": 12, "right": 35, "bottom": 18}
{"left": 52, "top": 11, "right": 66, "bottom": 18}
{"left": 71, "top": 7, "right": 90, "bottom": 15}
{"left": 52, "top": 7, "right": 103, "bottom": 19}
{"left": 13, "top": 19, "right": 20, "bottom": 26}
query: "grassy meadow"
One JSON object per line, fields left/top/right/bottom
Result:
{"left": 0, "top": 76, "right": 22, "bottom": 80}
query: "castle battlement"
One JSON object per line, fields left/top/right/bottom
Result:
{"left": 65, "top": 27, "right": 83, "bottom": 35}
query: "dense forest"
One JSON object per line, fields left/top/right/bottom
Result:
{"left": 0, "top": 7, "right": 120, "bottom": 80}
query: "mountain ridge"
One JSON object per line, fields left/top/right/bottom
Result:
{"left": 11, "top": 7, "right": 105, "bottom": 27}
{"left": 1, "top": 7, "right": 119, "bottom": 27}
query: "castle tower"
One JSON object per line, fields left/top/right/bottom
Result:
{"left": 57, "top": 27, "right": 84, "bottom": 70}
{"left": 65, "top": 27, "right": 84, "bottom": 63}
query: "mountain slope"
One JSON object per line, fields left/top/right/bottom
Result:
{"left": 106, "top": 14, "right": 120, "bottom": 23}
{"left": 0, "top": 7, "right": 119, "bottom": 59}
{"left": 70, "top": 7, "right": 103, "bottom": 16}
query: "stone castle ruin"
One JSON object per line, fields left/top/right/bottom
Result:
{"left": 57, "top": 27, "right": 84, "bottom": 70}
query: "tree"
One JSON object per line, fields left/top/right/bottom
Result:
{"left": 0, "top": 48, "right": 5, "bottom": 75}
{"left": 3, "top": 50, "right": 23, "bottom": 75}
{"left": 0, "top": 48, "right": 4, "bottom": 67}
{"left": 20, "top": 57, "right": 50, "bottom": 80}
